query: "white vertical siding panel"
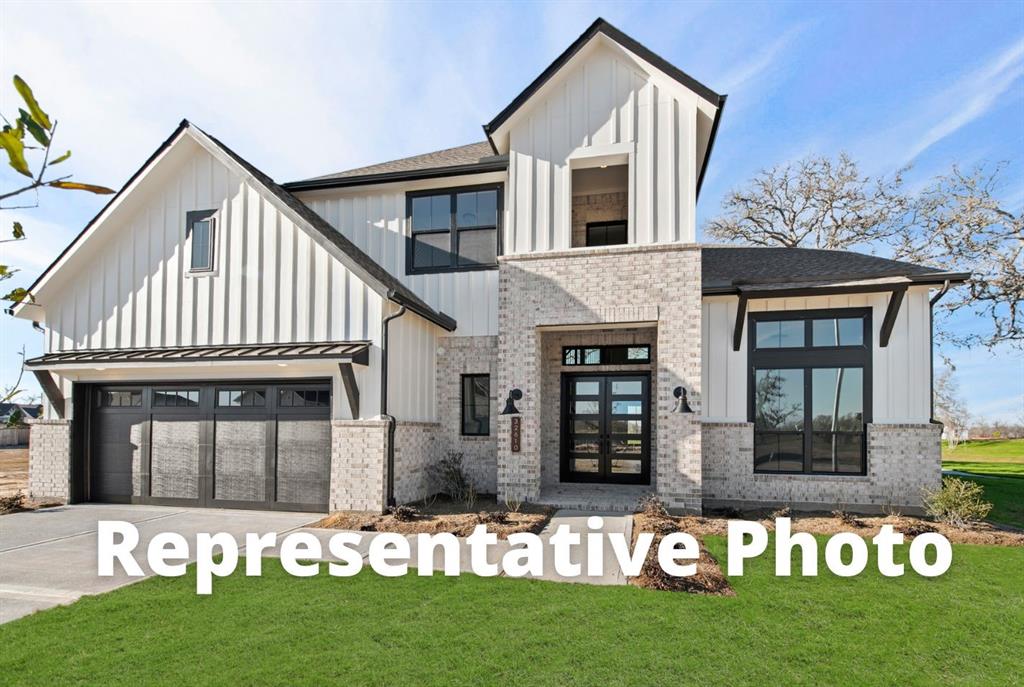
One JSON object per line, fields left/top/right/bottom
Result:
{"left": 149, "top": 203, "right": 164, "bottom": 347}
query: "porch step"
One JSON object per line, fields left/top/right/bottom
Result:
{"left": 535, "top": 484, "right": 651, "bottom": 513}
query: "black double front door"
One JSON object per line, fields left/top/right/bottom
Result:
{"left": 561, "top": 373, "right": 650, "bottom": 484}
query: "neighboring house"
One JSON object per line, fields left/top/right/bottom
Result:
{"left": 0, "top": 403, "right": 42, "bottom": 426}
{"left": 12, "top": 19, "right": 966, "bottom": 514}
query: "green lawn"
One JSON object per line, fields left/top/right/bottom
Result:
{"left": 2, "top": 540, "right": 1022, "bottom": 686}
{"left": 942, "top": 438, "right": 1024, "bottom": 463}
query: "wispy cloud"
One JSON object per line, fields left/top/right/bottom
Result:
{"left": 715, "top": 22, "right": 811, "bottom": 95}
{"left": 864, "top": 37, "right": 1024, "bottom": 168}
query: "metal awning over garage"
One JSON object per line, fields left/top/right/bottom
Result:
{"left": 25, "top": 341, "right": 371, "bottom": 368}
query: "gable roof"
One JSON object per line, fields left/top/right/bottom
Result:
{"left": 285, "top": 141, "right": 507, "bottom": 192}
{"left": 702, "top": 246, "right": 969, "bottom": 294}
{"left": 482, "top": 18, "right": 727, "bottom": 197}
{"left": 11, "top": 121, "right": 456, "bottom": 332}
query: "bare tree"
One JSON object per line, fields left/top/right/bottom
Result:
{"left": 934, "top": 365, "right": 970, "bottom": 448}
{"left": 705, "top": 153, "right": 908, "bottom": 250}
{"left": 704, "top": 154, "right": 1022, "bottom": 349}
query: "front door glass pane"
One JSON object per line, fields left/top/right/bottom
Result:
{"left": 611, "top": 380, "right": 642, "bottom": 395}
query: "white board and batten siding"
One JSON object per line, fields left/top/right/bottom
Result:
{"left": 33, "top": 136, "right": 438, "bottom": 422}
{"left": 701, "top": 287, "right": 934, "bottom": 424}
{"left": 504, "top": 37, "right": 702, "bottom": 253}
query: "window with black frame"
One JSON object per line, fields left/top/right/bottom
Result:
{"left": 461, "top": 374, "right": 490, "bottom": 436}
{"left": 408, "top": 186, "right": 500, "bottom": 273}
{"left": 749, "top": 310, "right": 871, "bottom": 475}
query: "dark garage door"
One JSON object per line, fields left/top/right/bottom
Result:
{"left": 88, "top": 382, "right": 331, "bottom": 511}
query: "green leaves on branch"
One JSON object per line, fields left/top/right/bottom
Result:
{"left": 13, "top": 75, "right": 51, "bottom": 131}
{"left": 12, "top": 221, "right": 24, "bottom": 239}
{"left": 0, "top": 123, "right": 31, "bottom": 177}
{"left": 2, "top": 287, "right": 31, "bottom": 305}
{"left": 48, "top": 180, "right": 114, "bottom": 194}
{"left": 49, "top": 150, "right": 71, "bottom": 165}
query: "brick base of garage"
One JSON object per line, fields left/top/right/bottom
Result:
{"left": 27, "top": 419, "right": 71, "bottom": 501}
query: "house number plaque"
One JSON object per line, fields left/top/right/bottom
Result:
{"left": 511, "top": 416, "right": 521, "bottom": 453}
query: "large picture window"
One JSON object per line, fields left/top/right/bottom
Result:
{"left": 748, "top": 309, "right": 871, "bottom": 475}
{"left": 407, "top": 185, "right": 501, "bottom": 274}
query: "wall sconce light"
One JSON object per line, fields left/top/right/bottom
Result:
{"left": 501, "top": 388, "right": 523, "bottom": 415}
{"left": 672, "top": 386, "right": 693, "bottom": 413}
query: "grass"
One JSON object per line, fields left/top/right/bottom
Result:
{"left": 1, "top": 540, "right": 1022, "bottom": 686}
{"left": 942, "top": 438, "right": 1024, "bottom": 463}
{"left": 951, "top": 475, "right": 1024, "bottom": 530}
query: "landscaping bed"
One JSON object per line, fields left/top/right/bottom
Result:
{"left": 630, "top": 506, "right": 734, "bottom": 595}
{"left": 314, "top": 496, "right": 554, "bottom": 539}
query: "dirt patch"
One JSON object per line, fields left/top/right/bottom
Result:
{"left": 695, "top": 508, "right": 1024, "bottom": 547}
{"left": 0, "top": 448, "right": 29, "bottom": 497}
{"left": 630, "top": 511, "right": 735, "bottom": 596}
{"left": 314, "top": 496, "right": 554, "bottom": 539}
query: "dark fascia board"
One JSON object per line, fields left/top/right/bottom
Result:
{"left": 389, "top": 289, "right": 457, "bottom": 332}
{"left": 702, "top": 272, "right": 970, "bottom": 298}
{"left": 483, "top": 18, "right": 722, "bottom": 137}
{"left": 696, "top": 94, "right": 727, "bottom": 200}
{"left": 10, "top": 120, "right": 191, "bottom": 314}
{"left": 283, "top": 159, "right": 509, "bottom": 193}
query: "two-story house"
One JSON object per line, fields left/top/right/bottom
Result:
{"left": 14, "top": 19, "right": 966, "bottom": 514}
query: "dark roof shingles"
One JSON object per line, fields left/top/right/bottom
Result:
{"left": 298, "top": 141, "right": 501, "bottom": 183}
{"left": 701, "top": 246, "right": 947, "bottom": 291}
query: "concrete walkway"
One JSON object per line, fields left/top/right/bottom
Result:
{"left": 1, "top": 506, "right": 633, "bottom": 624}
{"left": 0, "top": 504, "right": 319, "bottom": 624}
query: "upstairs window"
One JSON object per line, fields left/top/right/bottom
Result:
{"left": 586, "top": 221, "right": 628, "bottom": 247}
{"left": 407, "top": 185, "right": 501, "bottom": 274}
{"left": 186, "top": 210, "right": 216, "bottom": 272}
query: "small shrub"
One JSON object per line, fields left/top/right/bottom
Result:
{"left": 385, "top": 504, "right": 419, "bottom": 522}
{"left": 464, "top": 485, "right": 477, "bottom": 509}
{"left": 0, "top": 491, "right": 27, "bottom": 514}
{"left": 772, "top": 505, "right": 792, "bottom": 519}
{"left": 504, "top": 496, "right": 523, "bottom": 513}
{"left": 922, "top": 478, "right": 993, "bottom": 528}
{"left": 637, "top": 494, "right": 669, "bottom": 518}
{"left": 428, "top": 451, "right": 470, "bottom": 502}
{"left": 832, "top": 509, "right": 864, "bottom": 528}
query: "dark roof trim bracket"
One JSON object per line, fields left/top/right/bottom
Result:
{"left": 732, "top": 293, "right": 748, "bottom": 352}
{"left": 338, "top": 362, "right": 360, "bottom": 419}
{"left": 879, "top": 285, "right": 907, "bottom": 348}
{"left": 33, "top": 370, "right": 65, "bottom": 419}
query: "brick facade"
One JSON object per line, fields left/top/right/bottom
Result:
{"left": 329, "top": 420, "right": 388, "bottom": 511}
{"left": 435, "top": 335, "right": 499, "bottom": 494}
{"left": 571, "top": 191, "right": 628, "bottom": 247}
{"left": 392, "top": 421, "right": 441, "bottom": 504}
{"left": 497, "top": 243, "right": 703, "bottom": 511}
{"left": 701, "top": 421, "right": 942, "bottom": 513}
{"left": 28, "top": 419, "right": 72, "bottom": 501}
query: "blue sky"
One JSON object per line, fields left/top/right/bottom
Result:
{"left": 1, "top": 0, "right": 1021, "bottom": 421}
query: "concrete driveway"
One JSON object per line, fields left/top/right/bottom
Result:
{"left": 0, "top": 504, "right": 319, "bottom": 624}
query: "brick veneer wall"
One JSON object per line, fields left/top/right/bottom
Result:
{"left": 28, "top": 419, "right": 71, "bottom": 501}
{"left": 571, "top": 192, "right": 628, "bottom": 247}
{"left": 497, "top": 243, "right": 702, "bottom": 510}
{"left": 329, "top": 420, "right": 388, "bottom": 512}
{"left": 435, "top": 335, "right": 498, "bottom": 494}
{"left": 539, "top": 327, "right": 658, "bottom": 488}
{"left": 392, "top": 421, "right": 441, "bottom": 504}
{"left": 701, "top": 422, "right": 942, "bottom": 513}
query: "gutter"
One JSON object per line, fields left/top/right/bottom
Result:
{"left": 380, "top": 305, "right": 407, "bottom": 509}
{"left": 283, "top": 160, "right": 508, "bottom": 193}
{"left": 388, "top": 289, "right": 457, "bottom": 332}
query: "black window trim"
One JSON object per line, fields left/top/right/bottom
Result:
{"left": 406, "top": 183, "right": 503, "bottom": 275}
{"left": 585, "top": 220, "right": 629, "bottom": 248}
{"left": 186, "top": 209, "right": 217, "bottom": 273}
{"left": 562, "top": 344, "right": 652, "bottom": 366}
{"left": 747, "top": 307, "right": 873, "bottom": 476}
{"left": 460, "top": 373, "right": 491, "bottom": 437}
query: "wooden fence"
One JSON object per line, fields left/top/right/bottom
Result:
{"left": 0, "top": 427, "right": 30, "bottom": 447}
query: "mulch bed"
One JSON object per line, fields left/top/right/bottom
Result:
{"left": 695, "top": 508, "right": 1024, "bottom": 547}
{"left": 630, "top": 510, "right": 735, "bottom": 595}
{"left": 313, "top": 495, "right": 554, "bottom": 539}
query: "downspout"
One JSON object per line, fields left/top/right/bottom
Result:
{"left": 929, "top": 280, "right": 951, "bottom": 421}
{"left": 381, "top": 304, "right": 407, "bottom": 508}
